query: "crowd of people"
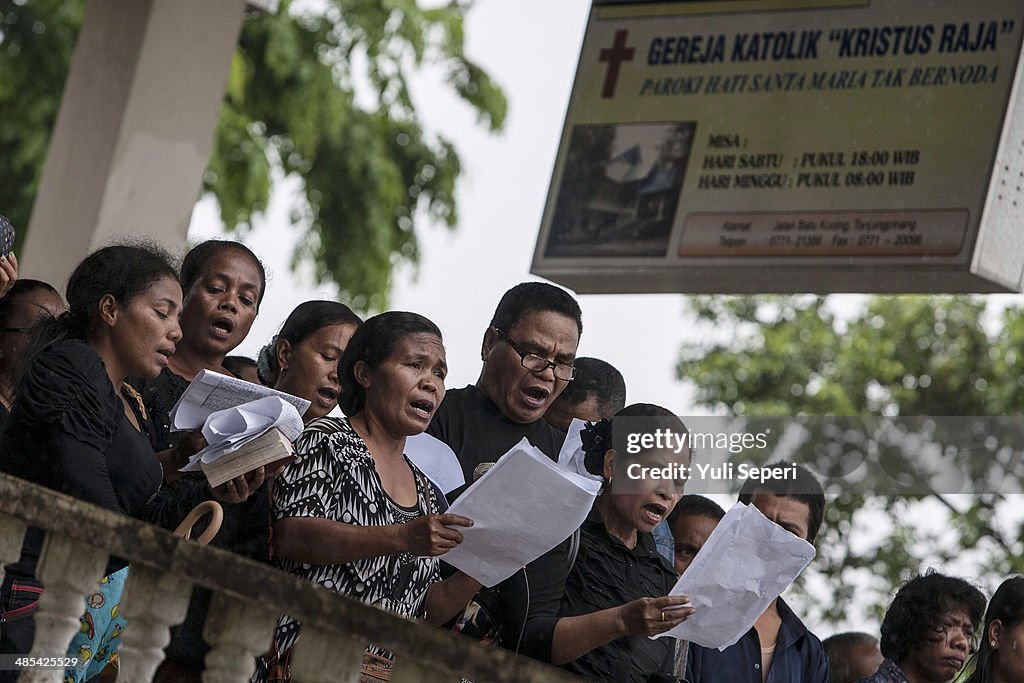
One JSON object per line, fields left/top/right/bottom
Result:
{"left": 0, "top": 238, "right": 1019, "bottom": 683}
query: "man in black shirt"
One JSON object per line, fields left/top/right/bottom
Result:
{"left": 427, "top": 281, "right": 583, "bottom": 497}
{"left": 426, "top": 282, "right": 582, "bottom": 650}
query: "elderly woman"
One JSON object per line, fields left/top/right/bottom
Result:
{"left": 262, "top": 311, "right": 479, "bottom": 681}
{"left": 961, "top": 576, "right": 1024, "bottom": 683}
{"left": 505, "top": 403, "right": 695, "bottom": 682}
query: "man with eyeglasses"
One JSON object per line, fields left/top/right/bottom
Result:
{"left": 426, "top": 282, "right": 581, "bottom": 650}
{"left": 427, "top": 281, "right": 582, "bottom": 500}
{"left": 856, "top": 572, "right": 985, "bottom": 683}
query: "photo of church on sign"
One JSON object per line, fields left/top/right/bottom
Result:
{"left": 544, "top": 121, "right": 693, "bottom": 258}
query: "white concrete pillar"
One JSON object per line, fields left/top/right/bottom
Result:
{"left": 22, "top": 534, "right": 108, "bottom": 683}
{"left": 0, "top": 513, "right": 26, "bottom": 587}
{"left": 117, "top": 564, "right": 194, "bottom": 683}
{"left": 23, "top": 0, "right": 249, "bottom": 287}
{"left": 201, "top": 592, "right": 278, "bottom": 683}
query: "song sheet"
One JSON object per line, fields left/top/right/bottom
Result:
{"left": 180, "top": 396, "right": 304, "bottom": 472}
{"left": 169, "top": 369, "right": 310, "bottom": 431}
{"left": 443, "top": 438, "right": 601, "bottom": 587}
{"left": 653, "top": 502, "right": 816, "bottom": 649}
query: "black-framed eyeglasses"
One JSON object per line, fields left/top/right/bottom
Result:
{"left": 493, "top": 327, "right": 576, "bottom": 381}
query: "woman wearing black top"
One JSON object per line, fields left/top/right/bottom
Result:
{"left": 0, "top": 244, "right": 183, "bottom": 677}
{"left": 517, "top": 404, "right": 696, "bottom": 682}
{"left": 132, "top": 240, "right": 277, "bottom": 683}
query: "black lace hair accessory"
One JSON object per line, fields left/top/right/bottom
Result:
{"left": 581, "top": 418, "right": 613, "bottom": 478}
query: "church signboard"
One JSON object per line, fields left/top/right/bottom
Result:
{"left": 531, "top": 0, "right": 1024, "bottom": 293}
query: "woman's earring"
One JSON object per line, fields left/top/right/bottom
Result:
{"left": 992, "top": 640, "right": 998, "bottom": 648}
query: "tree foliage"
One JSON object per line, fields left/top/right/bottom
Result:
{"left": 679, "top": 295, "right": 1024, "bottom": 626}
{"left": 0, "top": 0, "right": 507, "bottom": 310}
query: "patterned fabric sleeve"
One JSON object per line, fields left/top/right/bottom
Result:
{"left": 272, "top": 417, "right": 344, "bottom": 522}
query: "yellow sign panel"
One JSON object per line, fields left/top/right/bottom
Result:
{"left": 532, "top": 0, "right": 1024, "bottom": 293}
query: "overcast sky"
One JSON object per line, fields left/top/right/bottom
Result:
{"left": 192, "top": 0, "right": 700, "bottom": 412}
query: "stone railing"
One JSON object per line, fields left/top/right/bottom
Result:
{"left": 0, "top": 473, "right": 578, "bottom": 683}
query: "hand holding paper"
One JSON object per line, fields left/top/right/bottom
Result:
{"left": 400, "top": 513, "right": 475, "bottom": 557}
{"left": 618, "top": 595, "right": 696, "bottom": 637}
{"left": 442, "top": 438, "right": 601, "bottom": 587}
{"left": 653, "top": 502, "right": 816, "bottom": 649}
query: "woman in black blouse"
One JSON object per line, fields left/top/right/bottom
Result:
{"left": 0, "top": 244, "right": 182, "bottom": 674}
{"left": 132, "top": 240, "right": 276, "bottom": 683}
{"left": 519, "top": 403, "right": 696, "bottom": 682}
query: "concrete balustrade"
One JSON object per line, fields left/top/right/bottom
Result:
{"left": 0, "top": 473, "right": 577, "bottom": 682}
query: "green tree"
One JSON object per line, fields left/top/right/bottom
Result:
{"left": 0, "top": 0, "right": 507, "bottom": 310}
{"left": 679, "top": 295, "right": 1024, "bottom": 627}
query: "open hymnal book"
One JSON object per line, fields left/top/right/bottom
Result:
{"left": 197, "top": 426, "right": 296, "bottom": 488}
{"left": 169, "top": 369, "right": 310, "bottom": 431}
{"left": 180, "top": 396, "right": 304, "bottom": 487}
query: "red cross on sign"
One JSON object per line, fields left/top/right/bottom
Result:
{"left": 599, "top": 29, "right": 635, "bottom": 98}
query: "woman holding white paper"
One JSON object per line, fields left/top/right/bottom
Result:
{"left": 133, "top": 239, "right": 276, "bottom": 683}
{"left": 512, "top": 403, "right": 695, "bottom": 682}
{"left": 258, "top": 312, "right": 480, "bottom": 682}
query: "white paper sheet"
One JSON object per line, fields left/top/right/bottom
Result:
{"left": 442, "top": 438, "right": 601, "bottom": 587}
{"left": 404, "top": 433, "right": 465, "bottom": 494}
{"left": 180, "top": 396, "right": 305, "bottom": 471}
{"left": 169, "top": 369, "right": 310, "bottom": 431}
{"left": 653, "top": 502, "right": 816, "bottom": 649}
{"left": 556, "top": 418, "right": 603, "bottom": 483}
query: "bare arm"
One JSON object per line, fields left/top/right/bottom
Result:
{"left": 274, "top": 516, "right": 404, "bottom": 564}
{"left": 423, "top": 571, "right": 482, "bottom": 626}
{"left": 274, "top": 513, "right": 473, "bottom": 566}
{"left": 550, "top": 595, "right": 694, "bottom": 666}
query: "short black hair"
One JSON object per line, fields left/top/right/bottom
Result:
{"left": 257, "top": 300, "right": 362, "bottom": 385}
{"left": 738, "top": 461, "right": 825, "bottom": 543}
{"left": 180, "top": 239, "right": 266, "bottom": 306}
{"left": 490, "top": 282, "right": 582, "bottom": 337}
{"left": 62, "top": 244, "right": 179, "bottom": 340}
{"left": 552, "top": 357, "right": 625, "bottom": 418}
{"left": 822, "top": 632, "right": 879, "bottom": 683}
{"left": 667, "top": 494, "right": 726, "bottom": 526}
{"left": 338, "top": 311, "right": 442, "bottom": 416}
{"left": 879, "top": 572, "right": 986, "bottom": 664}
